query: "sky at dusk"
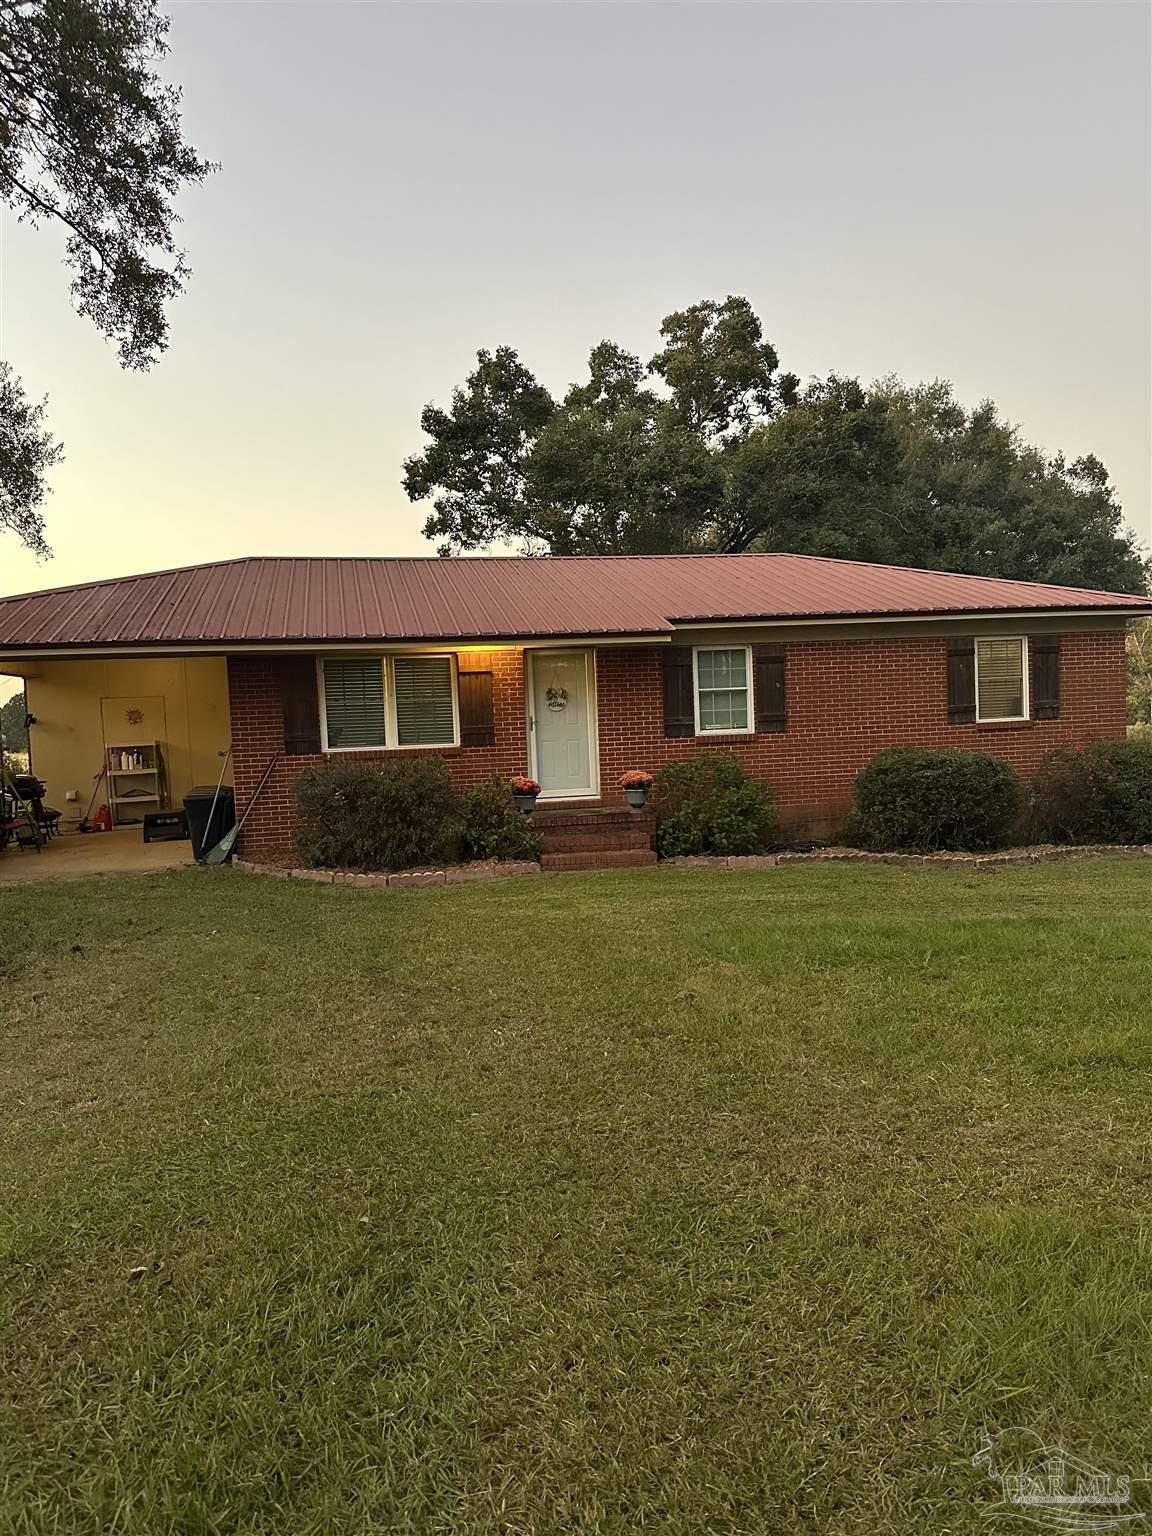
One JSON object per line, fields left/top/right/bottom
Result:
{"left": 1, "top": 0, "right": 1149, "bottom": 620}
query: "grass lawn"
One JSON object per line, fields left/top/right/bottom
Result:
{"left": 2, "top": 860, "right": 1151, "bottom": 1534}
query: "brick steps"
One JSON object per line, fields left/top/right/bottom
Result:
{"left": 538, "top": 828, "right": 652, "bottom": 853}
{"left": 533, "top": 804, "right": 654, "bottom": 869}
{"left": 540, "top": 848, "right": 657, "bottom": 872}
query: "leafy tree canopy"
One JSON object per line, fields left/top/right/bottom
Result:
{"left": 736, "top": 376, "right": 1149, "bottom": 591}
{"left": 0, "top": 364, "right": 62, "bottom": 558}
{"left": 406, "top": 298, "right": 794, "bottom": 556}
{"left": 1128, "top": 619, "right": 1152, "bottom": 729}
{"left": 405, "top": 297, "right": 1149, "bottom": 593}
{"left": 0, "top": 0, "right": 211, "bottom": 553}
{"left": 0, "top": 688, "right": 30, "bottom": 754}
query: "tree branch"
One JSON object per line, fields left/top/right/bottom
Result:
{"left": 3, "top": 167, "right": 114, "bottom": 268}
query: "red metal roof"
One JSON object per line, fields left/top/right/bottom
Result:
{"left": 0, "top": 554, "right": 1147, "bottom": 651}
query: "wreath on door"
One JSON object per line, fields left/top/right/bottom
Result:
{"left": 546, "top": 686, "right": 569, "bottom": 712}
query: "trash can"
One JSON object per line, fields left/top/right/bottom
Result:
{"left": 183, "top": 784, "right": 236, "bottom": 862}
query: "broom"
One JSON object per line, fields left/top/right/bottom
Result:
{"left": 78, "top": 764, "right": 109, "bottom": 832}
{"left": 198, "top": 746, "right": 232, "bottom": 862}
{"left": 204, "top": 752, "right": 279, "bottom": 866}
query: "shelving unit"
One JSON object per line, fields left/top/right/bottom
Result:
{"left": 104, "top": 741, "right": 165, "bottom": 827}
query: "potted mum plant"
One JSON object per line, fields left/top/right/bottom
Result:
{"left": 510, "top": 774, "right": 542, "bottom": 815}
{"left": 619, "top": 769, "right": 654, "bottom": 811}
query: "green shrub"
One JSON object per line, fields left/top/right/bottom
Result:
{"left": 459, "top": 775, "right": 541, "bottom": 862}
{"left": 853, "top": 747, "right": 1025, "bottom": 852}
{"left": 294, "top": 757, "right": 461, "bottom": 871}
{"left": 652, "top": 752, "right": 776, "bottom": 858}
{"left": 1029, "top": 738, "right": 1152, "bottom": 845}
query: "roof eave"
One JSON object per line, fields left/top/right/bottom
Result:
{"left": 670, "top": 604, "right": 1152, "bottom": 628}
{"left": 0, "top": 628, "right": 675, "bottom": 661}
{"left": 1, "top": 603, "right": 1147, "bottom": 663}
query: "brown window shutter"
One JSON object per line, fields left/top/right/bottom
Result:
{"left": 662, "top": 649, "right": 695, "bottom": 737}
{"left": 279, "top": 656, "right": 321, "bottom": 754}
{"left": 753, "top": 644, "right": 786, "bottom": 733}
{"left": 947, "top": 639, "right": 976, "bottom": 724}
{"left": 458, "top": 665, "right": 495, "bottom": 747}
{"left": 1030, "top": 635, "right": 1061, "bottom": 719}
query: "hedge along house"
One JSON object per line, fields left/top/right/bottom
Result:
{"left": 0, "top": 553, "right": 1148, "bottom": 860}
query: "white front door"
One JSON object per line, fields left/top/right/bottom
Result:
{"left": 529, "top": 650, "right": 597, "bottom": 798}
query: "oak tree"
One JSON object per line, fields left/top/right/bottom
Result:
{"left": 0, "top": 0, "right": 211, "bottom": 553}
{"left": 405, "top": 298, "right": 1149, "bottom": 592}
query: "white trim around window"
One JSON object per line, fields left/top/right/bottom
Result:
{"left": 974, "top": 635, "right": 1029, "bottom": 723}
{"left": 692, "top": 644, "right": 755, "bottom": 736}
{"left": 318, "top": 654, "right": 461, "bottom": 752}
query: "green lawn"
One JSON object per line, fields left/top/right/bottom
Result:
{"left": 2, "top": 861, "right": 1151, "bottom": 1534}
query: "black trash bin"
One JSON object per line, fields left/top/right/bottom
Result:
{"left": 184, "top": 784, "right": 236, "bottom": 862}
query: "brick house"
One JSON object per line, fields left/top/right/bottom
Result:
{"left": 1, "top": 553, "right": 1148, "bottom": 862}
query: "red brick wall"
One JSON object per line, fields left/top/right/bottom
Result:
{"left": 226, "top": 650, "right": 529, "bottom": 852}
{"left": 227, "top": 629, "right": 1128, "bottom": 851}
{"left": 597, "top": 630, "right": 1128, "bottom": 835}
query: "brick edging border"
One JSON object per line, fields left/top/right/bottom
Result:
{"left": 232, "top": 843, "right": 1152, "bottom": 888}
{"left": 660, "top": 844, "right": 1152, "bottom": 871}
{"left": 231, "top": 857, "right": 541, "bottom": 887}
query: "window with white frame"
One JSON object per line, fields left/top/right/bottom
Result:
{"left": 975, "top": 637, "right": 1028, "bottom": 722}
{"left": 321, "top": 655, "right": 458, "bottom": 750}
{"left": 693, "top": 646, "right": 753, "bottom": 733}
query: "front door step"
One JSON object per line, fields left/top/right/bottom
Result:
{"left": 534, "top": 806, "right": 647, "bottom": 828}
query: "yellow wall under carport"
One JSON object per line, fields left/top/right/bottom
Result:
{"left": 3, "top": 657, "right": 231, "bottom": 827}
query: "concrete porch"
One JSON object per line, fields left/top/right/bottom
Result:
{"left": 0, "top": 826, "right": 194, "bottom": 883}
{"left": 0, "top": 655, "right": 231, "bottom": 835}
